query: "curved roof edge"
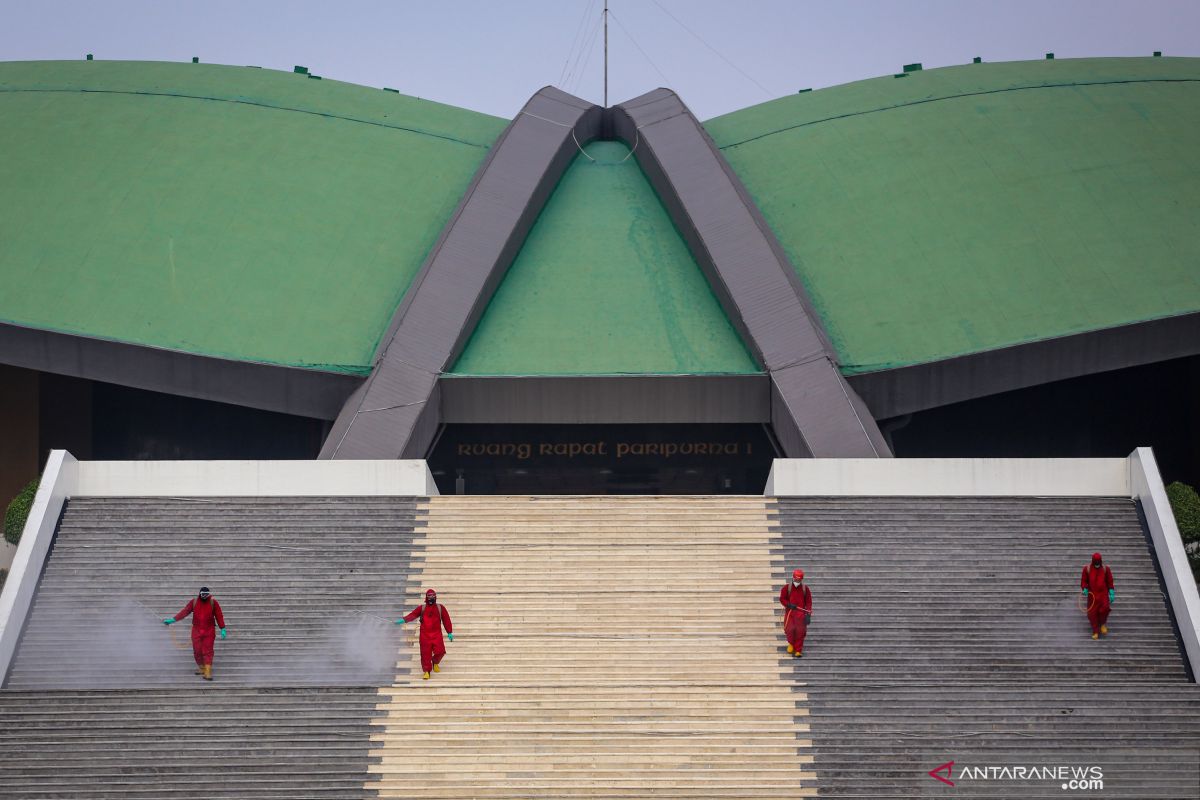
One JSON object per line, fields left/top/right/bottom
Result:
{"left": 849, "top": 312, "right": 1200, "bottom": 419}
{"left": 706, "top": 55, "right": 1200, "bottom": 146}
{"left": 0, "top": 320, "right": 360, "bottom": 420}
{"left": 0, "top": 59, "right": 507, "bottom": 146}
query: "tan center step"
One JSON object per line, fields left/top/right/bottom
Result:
{"left": 368, "top": 496, "right": 814, "bottom": 799}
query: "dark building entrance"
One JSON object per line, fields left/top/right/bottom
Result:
{"left": 0, "top": 367, "right": 326, "bottom": 504}
{"left": 886, "top": 354, "right": 1200, "bottom": 486}
{"left": 427, "top": 424, "right": 778, "bottom": 495}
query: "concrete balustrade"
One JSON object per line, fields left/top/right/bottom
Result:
{"left": 764, "top": 456, "right": 1131, "bottom": 496}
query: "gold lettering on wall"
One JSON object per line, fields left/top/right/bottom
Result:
{"left": 455, "top": 440, "right": 751, "bottom": 460}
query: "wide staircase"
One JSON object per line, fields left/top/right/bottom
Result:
{"left": 0, "top": 496, "right": 420, "bottom": 799}
{"left": 1, "top": 493, "right": 1198, "bottom": 798}
{"left": 370, "top": 495, "right": 809, "bottom": 798}
{"left": 777, "top": 497, "right": 1200, "bottom": 798}
{"left": 5, "top": 497, "right": 421, "bottom": 688}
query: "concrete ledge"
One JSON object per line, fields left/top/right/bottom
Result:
{"left": 440, "top": 374, "right": 770, "bottom": 424}
{"left": 0, "top": 450, "right": 77, "bottom": 685}
{"left": 765, "top": 457, "right": 1129, "bottom": 496}
{"left": 849, "top": 311, "right": 1200, "bottom": 419}
{"left": 75, "top": 459, "right": 440, "bottom": 497}
{"left": 0, "top": 319, "right": 361, "bottom": 421}
{"left": 1129, "top": 447, "right": 1200, "bottom": 681}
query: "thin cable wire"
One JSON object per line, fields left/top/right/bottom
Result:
{"left": 559, "top": 0, "right": 598, "bottom": 87}
{"left": 559, "top": 0, "right": 596, "bottom": 86}
{"left": 518, "top": 111, "right": 596, "bottom": 161}
{"left": 647, "top": 0, "right": 774, "bottom": 98}
{"left": 562, "top": 15, "right": 594, "bottom": 90}
{"left": 565, "top": 13, "right": 604, "bottom": 93}
{"left": 571, "top": 18, "right": 604, "bottom": 96}
{"left": 618, "top": 127, "right": 639, "bottom": 163}
{"left": 608, "top": 10, "right": 672, "bottom": 88}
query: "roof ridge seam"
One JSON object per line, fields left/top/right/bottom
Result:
{"left": 718, "top": 77, "right": 1200, "bottom": 150}
{"left": 0, "top": 86, "right": 495, "bottom": 148}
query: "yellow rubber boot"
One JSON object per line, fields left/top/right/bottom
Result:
{"left": 202, "top": 664, "right": 213, "bottom": 681}
{"left": 1092, "top": 633, "right": 1099, "bottom": 640}
{"left": 433, "top": 663, "right": 440, "bottom": 673}
{"left": 1100, "top": 625, "right": 1108, "bottom": 635}
{"left": 422, "top": 671, "right": 430, "bottom": 680}
{"left": 786, "top": 644, "right": 794, "bottom": 655}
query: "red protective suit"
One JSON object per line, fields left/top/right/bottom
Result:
{"left": 404, "top": 602, "right": 453, "bottom": 674}
{"left": 174, "top": 597, "right": 225, "bottom": 667}
{"left": 1080, "top": 564, "right": 1114, "bottom": 635}
{"left": 779, "top": 582, "right": 812, "bottom": 653}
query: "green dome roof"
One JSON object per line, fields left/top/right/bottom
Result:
{"left": 0, "top": 60, "right": 506, "bottom": 374}
{"left": 708, "top": 56, "right": 1200, "bottom": 374}
{"left": 3, "top": 57, "right": 1197, "bottom": 384}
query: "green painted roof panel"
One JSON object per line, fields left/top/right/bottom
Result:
{"left": 708, "top": 57, "right": 1200, "bottom": 374}
{"left": 0, "top": 60, "right": 507, "bottom": 374}
{"left": 451, "top": 141, "right": 759, "bottom": 376}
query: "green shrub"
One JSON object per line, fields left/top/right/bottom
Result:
{"left": 1167, "top": 482, "right": 1200, "bottom": 584}
{"left": 3, "top": 478, "right": 39, "bottom": 545}
{"left": 1168, "top": 482, "right": 1200, "bottom": 540}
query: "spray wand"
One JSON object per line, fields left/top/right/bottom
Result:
{"left": 130, "top": 598, "right": 188, "bottom": 651}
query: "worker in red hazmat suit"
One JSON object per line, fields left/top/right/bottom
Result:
{"left": 1080, "top": 552, "right": 1115, "bottom": 639}
{"left": 779, "top": 568, "right": 812, "bottom": 657}
{"left": 396, "top": 588, "right": 453, "bottom": 680}
{"left": 163, "top": 586, "right": 226, "bottom": 680}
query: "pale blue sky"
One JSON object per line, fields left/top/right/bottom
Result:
{"left": 3, "top": 1, "right": 1197, "bottom": 119}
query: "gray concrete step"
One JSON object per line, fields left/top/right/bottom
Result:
{"left": 774, "top": 495, "right": 1200, "bottom": 797}
{"left": 6, "top": 497, "right": 421, "bottom": 690}
{"left": 0, "top": 686, "right": 381, "bottom": 799}
{"left": 3, "top": 493, "right": 1198, "bottom": 799}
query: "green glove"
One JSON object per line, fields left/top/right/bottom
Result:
{"left": 219, "top": 628, "right": 227, "bottom": 639}
{"left": 1082, "top": 589, "right": 1088, "bottom": 596}
{"left": 162, "top": 618, "right": 175, "bottom": 625}
{"left": 394, "top": 618, "right": 406, "bottom": 626}
{"left": 1108, "top": 589, "right": 1115, "bottom": 603}
{"left": 447, "top": 633, "right": 454, "bottom": 642}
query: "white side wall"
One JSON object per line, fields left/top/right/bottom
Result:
{"left": 1129, "top": 447, "right": 1200, "bottom": 680}
{"left": 0, "top": 541, "right": 17, "bottom": 572}
{"left": 764, "top": 458, "right": 1129, "bottom": 496}
{"left": 0, "top": 450, "right": 78, "bottom": 683}
{"left": 75, "top": 459, "right": 440, "bottom": 497}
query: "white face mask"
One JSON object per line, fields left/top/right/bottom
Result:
{"left": 792, "top": 580, "right": 802, "bottom": 587}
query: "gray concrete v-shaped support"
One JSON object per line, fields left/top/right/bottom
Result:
{"left": 320, "top": 88, "right": 603, "bottom": 459}
{"left": 610, "top": 89, "right": 890, "bottom": 457}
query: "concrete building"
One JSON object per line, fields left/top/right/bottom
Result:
{"left": 1, "top": 55, "right": 1198, "bottom": 500}
{"left": 1, "top": 54, "right": 1199, "bottom": 798}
